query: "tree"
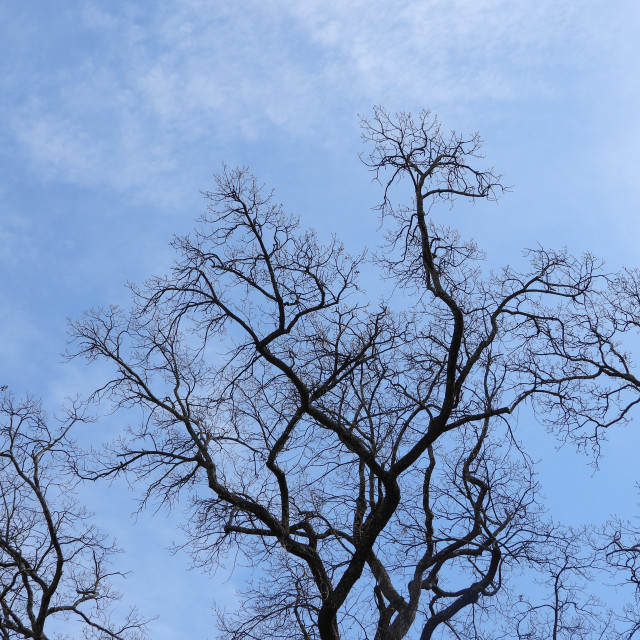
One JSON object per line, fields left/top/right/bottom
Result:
{"left": 493, "top": 527, "right": 615, "bottom": 640}
{"left": 67, "top": 107, "right": 640, "bottom": 639}
{"left": 0, "top": 392, "right": 148, "bottom": 640}
{"left": 600, "top": 515, "right": 640, "bottom": 639}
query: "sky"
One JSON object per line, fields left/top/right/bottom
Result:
{"left": 1, "top": 1, "right": 640, "bottom": 637}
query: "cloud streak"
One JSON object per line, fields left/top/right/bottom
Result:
{"left": 2, "top": 0, "right": 635, "bottom": 205}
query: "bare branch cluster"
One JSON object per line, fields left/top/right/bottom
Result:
{"left": 0, "top": 392, "right": 149, "bottom": 640}
{"left": 64, "top": 109, "right": 640, "bottom": 639}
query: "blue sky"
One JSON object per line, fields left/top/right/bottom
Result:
{"left": 2, "top": 1, "right": 640, "bottom": 637}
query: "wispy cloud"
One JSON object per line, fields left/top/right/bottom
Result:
{"left": 286, "top": 0, "right": 631, "bottom": 105}
{"left": 3, "top": 0, "right": 635, "bottom": 205}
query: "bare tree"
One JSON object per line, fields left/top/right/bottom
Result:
{"left": 490, "top": 527, "right": 615, "bottom": 640}
{"left": 67, "top": 108, "right": 639, "bottom": 639}
{"left": 0, "top": 391, "right": 148, "bottom": 640}
{"left": 600, "top": 515, "right": 640, "bottom": 639}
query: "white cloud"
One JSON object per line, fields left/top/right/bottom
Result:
{"left": 2, "top": 0, "right": 637, "bottom": 205}
{"left": 284, "top": 0, "right": 580, "bottom": 103}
